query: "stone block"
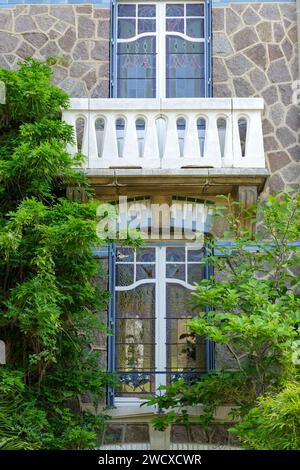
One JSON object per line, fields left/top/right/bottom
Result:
{"left": 0, "top": 32, "right": 19, "bottom": 53}
{"left": 233, "top": 27, "right": 259, "bottom": 52}
{"left": 125, "top": 424, "right": 149, "bottom": 443}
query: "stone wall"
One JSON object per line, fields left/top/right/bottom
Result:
{"left": 212, "top": 2, "right": 300, "bottom": 193}
{"left": 0, "top": 3, "right": 110, "bottom": 97}
{"left": 99, "top": 422, "right": 237, "bottom": 447}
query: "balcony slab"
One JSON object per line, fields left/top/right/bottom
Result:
{"left": 81, "top": 167, "right": 269, "bottom": 199}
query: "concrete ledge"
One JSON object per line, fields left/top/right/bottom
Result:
{"left": 79, "top": 167, "right": 269, "bottom": 199}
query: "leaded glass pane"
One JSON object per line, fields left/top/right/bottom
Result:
{"left": 166, "top": 263, "right": 185, "bottom": 280}
{"left": 116, "top": 284, "right": 155, "bottom": 319}
{"left": 166, "top": 4, "right": 184, "bottom": 17}
{"left": 166, "top": 247, "right": 185, "bottom": 262}
{"left": 118, "top": 4, "right": 136, "bottom": 17}
{"left": 138, "top": 19, "right": 156, "bottom": 34}
{"left": 116, "top": 283, "right": 156, "bottom": 395}
{"left": 116, "top": 264, "right": 134, "bottom": 287}
{"left": 136, "top": 264, "right": 156, "bottom": 280}
{"left": 166, "top": 18, "right": 184, "bottom": 33}
{"left": 138, "top": 4, "right": 156, "bottom": 17}
{"left": 117, "top": 37, "right": 156, "bottom": 98}
{"left": 187, "top": 246, "right": 205, "bottom": 262}
{"left": 136, "top": 247, "right": 156, "bottom": 262}
{"left": 118, "top": 19, "right": 136, "bottom": 39}
{"left": 186, "top": 18, "right": 204, "bottom": 38}
{"left": 166, "top": 284, "right": 206, "bottom": 371}
{"left": 116, "top": 246, "right": 134, "bottom": 262}
{"left": 186, "top": 4, "right": 204, "bottom": 17}
{"left": 188, "top": 263, "right": 204, "bottom": 284}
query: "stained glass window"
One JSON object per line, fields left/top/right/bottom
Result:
{"left": 116, "top": 2, "right": 207, "bottom": 98}
{"left": 165, "top": 3, "right": 205, "bottom": 97}
{"left": 117, "top": 4, "right": 157, "bottom": 98}
{"left": 115, "top": 245, "right": 207, "bottom": 398}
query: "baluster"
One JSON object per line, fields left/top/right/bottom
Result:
{"left": 122, "top": 112, "right": 139, "bottom": 165}
{"left": 62, "top": 111, "right": 79, "bottom": 158}
{"left": 101, "top": 112, "right": 119, "bottom": 167}
{"left": 87, "top": 112, "right": 99, "bottom": 169}
{"left": 244, "top": 111, "right": 265, "bottom": 168}
{"left": 222, "top": 112, "right": 234, "bottom": 168}
{"left": 183, "top": 114, "right": 200, "bottom": 165}
{"left": 163, "top": 113, "right": 181, "bottom": 168}
{"left": 205, "top": 112, "right": 222, "bottom": 167}
{"left": 143, "top": 113, "right": 160, "bottom": 168}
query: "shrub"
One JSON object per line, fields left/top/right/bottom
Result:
{"left": 0, "top": 59, "right": 109, "bottom": 449}
{"left": 231, "top": 380, "right": 300, "bottom": 450}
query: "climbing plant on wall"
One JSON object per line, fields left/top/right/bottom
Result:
{"left": 0, "top": 59, "right": 110, "bottom": 449}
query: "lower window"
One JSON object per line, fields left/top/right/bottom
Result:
{"left": 114, "top": 244, "right": 208, "bottom": 402}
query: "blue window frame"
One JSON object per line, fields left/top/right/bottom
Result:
{"left": 105, "top": 242, "right": 214, "bottom": 406}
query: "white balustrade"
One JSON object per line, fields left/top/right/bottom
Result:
{"left": 62, "top": 98, "right": 265, "bottom": 170}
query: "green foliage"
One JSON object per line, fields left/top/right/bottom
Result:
{"left": 144, "top": 191, "right": 300, "bottom": 445}
{"left": 231, "top": 380, "right": 300, "bottom": 450}
{"left": 0, "top": 59, "right": 109, "bottom": 449}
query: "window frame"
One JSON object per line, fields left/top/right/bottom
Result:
{"left": 106, "top": 242, "right": 214, "bottom": 407}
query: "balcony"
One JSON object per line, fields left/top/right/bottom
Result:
{"left": 62, "top": 98, "right": 268, "bottom": 198}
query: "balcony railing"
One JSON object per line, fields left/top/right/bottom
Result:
{"left": 62, "top": 98, "right": 265, "bottom": 171}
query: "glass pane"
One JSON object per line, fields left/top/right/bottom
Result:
{"left": 166, "top": 18, "right": 184, "bottom": 33}
{"left": 116, "top": 321, "right": 153, "bottom": 367}
{"left": 117, "top": 37, "right": 156, "bottom": 98}
{"left": 167, "top": 78, "right": 205, "bottom": 98}
{"left": 166, "top": 4, "right": 184, "bottom": 17}
{"left": 118, "top": 19, "right": 136, "bottom": 39}
{"left": 118, "top": 78, "right": 156, "bottom": 98}
{"left": 188, "top": 263, "right": 205, "bottom": 284}
{"left": 187, "top": 4, "right": 204, "bottom": 16}
{"left": 116, "top": 247, "right": 134, "bottom": 262}
{"left": 138, "top": 4, "right": 156, "bottom": 17}
{"left": 116, "top": 264, "right": 134, "bottom": 286}
{"left": 166, "top": 284, "right": 192, "bottom": 319}
{"left": 118, "top": 54, "right": 155, "bottom": 79}
{"left": 138, "top": 19, "right": 156, "bottom": 34}
{"left": 116, "top": 284, "right": 156, "bottom": 319}
{"left": 136, "top": 247, "right": 155, "bottom": 262}
{"left": 118, "top": 37, "right": 156, "bottom": 54}
{"left": 166, "top": 36, "right": 205, "bottom": 97}
{"left": 166, "top": 284, "right": 206, "bottom": 371}
{"left": 186, "top": 18, "right": 204, "bottom": 38}
{"left": 116, "top": 283, "right": 155, "bottom": 395}
{"left": 167, "top": 36, "right": 204, "bottom": 54}
{"left": 187, "top": 246, "right": 205, "bottom": 261}
{"left": 166, "top": 247, "right": 185, "bottom": 262}
{"left": 118, "top": 4, "right": 136, "bottom": 17}
{"left": 136, "top": 264, "right": 155, "bottom": 280}
{"left": 166, "top": 264, "right": 185, "bottom": 280}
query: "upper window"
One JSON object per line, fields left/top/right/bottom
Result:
{"left": 116, "top": 2, "right": 207, "bottom": 98}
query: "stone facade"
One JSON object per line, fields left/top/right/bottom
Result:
{"left": 0, "top": 4, "right": 110, "bottom": 98}
{"left": 212, "top": 3, "right": 300, "bottom": 193}
{"left": 0, "top": 1, "right": 299, "bottom": 448}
